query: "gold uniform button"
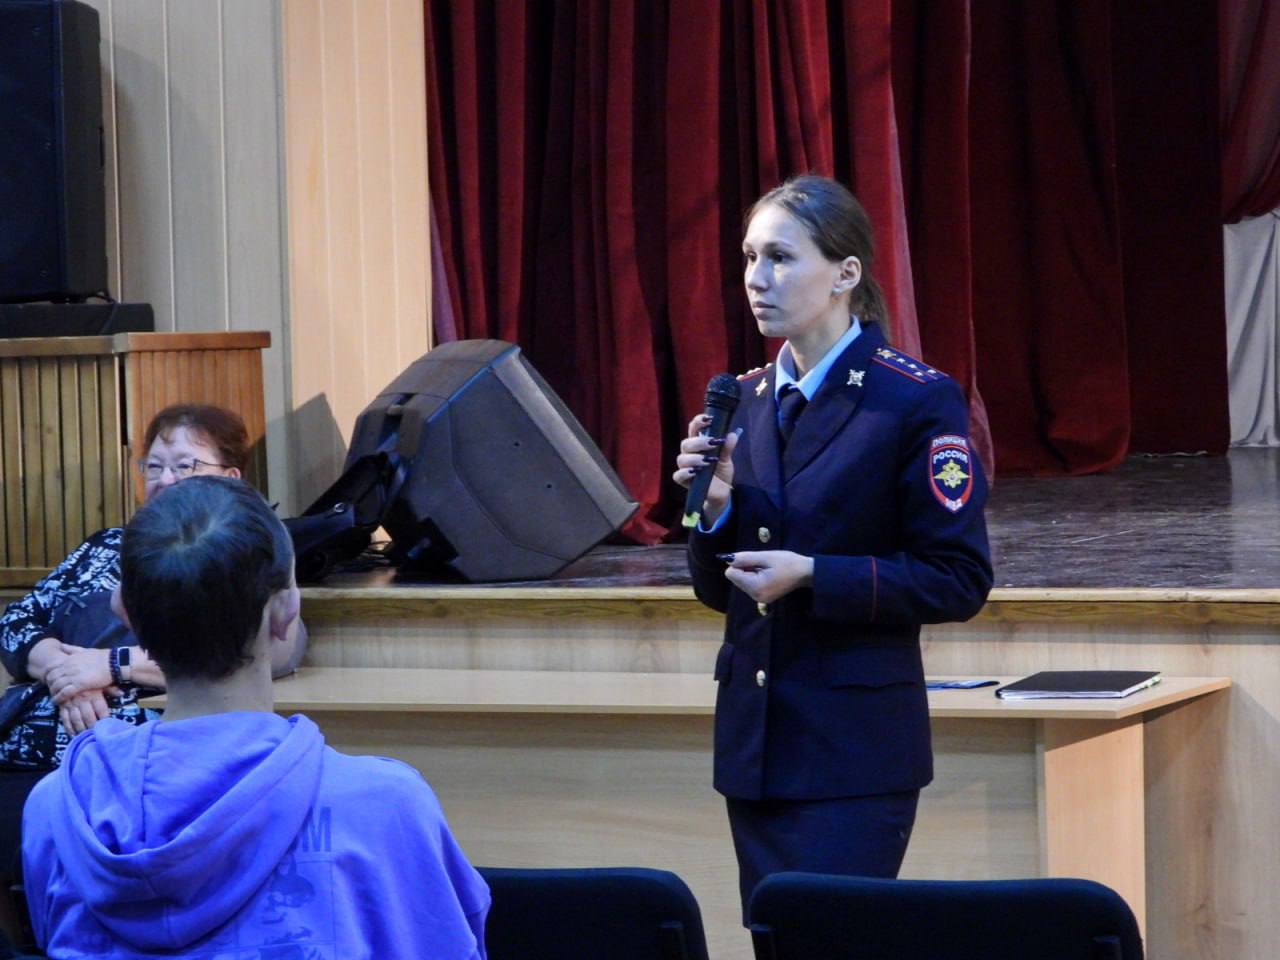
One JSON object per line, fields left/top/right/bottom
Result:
{"left": 756, "top": 669, "right": 767, "bottom": 687}
{"left": 758, "top": 526, "right": 772, "bottom": 543}
{"left": 757, "top": 601, "right": 768, "bottom": 616}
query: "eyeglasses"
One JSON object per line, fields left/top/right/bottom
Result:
{"left": 138, "top": 457, "right": 226, "bottom": 480}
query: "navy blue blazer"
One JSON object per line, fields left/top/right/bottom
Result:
{"left": 688, "top": 323, "right": 993, "bottom": 801}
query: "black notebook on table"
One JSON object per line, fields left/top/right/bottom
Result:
{"left": 994, "top": 670, "right": 1161, "bottom": 700}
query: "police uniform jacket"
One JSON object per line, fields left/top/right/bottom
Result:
{"left": 688, "top": 322, "right": 993, "bottom": 801}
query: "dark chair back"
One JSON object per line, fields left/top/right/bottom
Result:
{"left": 479, "top": 866, "right": 710, "bottom": 960}
{"left": 749, "top": 873, "right": 1143, "bottom": 960}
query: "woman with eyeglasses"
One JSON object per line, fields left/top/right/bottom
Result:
{"left": 0, "top": 404, "right": 306, "bottom": 930}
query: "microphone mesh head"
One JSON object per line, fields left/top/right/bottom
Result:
{"left": 705, "top": 373, "right": 741, "bottom": 411}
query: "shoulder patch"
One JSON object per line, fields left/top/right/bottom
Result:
{"left": 929, "top": 435, "right": 974, "bottom": 513}
{"left": 736, "top": 363, "right": 773, "bottom": 382}
{"left": 871, "top": 347, "right": 948, "bottom": 384}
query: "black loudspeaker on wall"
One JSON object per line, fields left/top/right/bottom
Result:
{"left": 0, "top": 0, "right": 107, "bottom": 303}
{"left": 346, "top": 340, "right": 638, "bottom": 583}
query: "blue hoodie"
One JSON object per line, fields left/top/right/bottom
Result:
{"left": 22, "top": 712, "right": 489, "bottom": 958}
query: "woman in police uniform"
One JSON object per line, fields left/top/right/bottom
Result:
{"left": 674, "top": 175, "right": 993, "bottom": 917}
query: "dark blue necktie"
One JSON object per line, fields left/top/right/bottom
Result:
{"left": 778, "top": 383, "right": 807, "bottom": 447}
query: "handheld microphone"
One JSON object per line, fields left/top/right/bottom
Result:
{"left": 682, "top": 373, "right": 741, "bottom": 529}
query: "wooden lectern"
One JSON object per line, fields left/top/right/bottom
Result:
{"left": 0, "top": 331, "right": 270, "bottom": 587}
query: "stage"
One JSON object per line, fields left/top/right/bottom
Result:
{"left": 285, "top": 449, "right": 1278, "bottom": 960}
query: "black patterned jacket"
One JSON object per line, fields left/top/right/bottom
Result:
{"left": 0, "top": 528, "right": 154, "bottom": 769}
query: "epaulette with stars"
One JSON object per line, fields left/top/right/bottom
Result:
{"left": 871, "top": 347, "right": 948, "bottom": 384}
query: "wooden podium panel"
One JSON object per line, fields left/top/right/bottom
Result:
{"left": 0, "top": 331, "right": 269, "bottom": 585}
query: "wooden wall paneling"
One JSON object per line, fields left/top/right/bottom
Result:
{"left": 82, "top": 0, "right": 295, "bottom": 509}
{"left": 123, "top": 350, "right": 145, "bottom": 505}
{"left": 58, "top": 360, "right": 84, "bottom": 548}
{"left": 282, "top": 0, "right": 434, "bottom": 509}
{"left": 211, "top": 348, "right": 227, "bottom": 419}
{"left": 98, "top": 357, "right": 125, "bottom": 529}
{"left": 222, "top": 0, "right": 291, "bottom": 509}
{"left": 151, "top": 348, "right": 166, "bottom": 443}
{"left": 37, "top": 362, "right": 63, "bottom": 565}
{"left": 388, "top": 0, "right": 431, "bottom": 364}
{"left": 193, "top": 346, "right": 210, "bottom": 402}
{"left": 174, "top": 350, "right": 189, "bottom": 424}
{"left": 355, "top": 0, "right": 397, "bottom": 401}
{"left": 227, "top": 349, "right": 244, "bottom": 467}
{"left": 195, "top": 349, "right": 210, "bottom": 410}
{"left": 246, "top": 350, "right": 269, "bottom": 484}
{"left": 298, "top": 589, "right": 724, "bottom": 673}
{"left": 77, "top": 358, "right": 104, "bottom": 535}
{"left": 190, "top": 348, "right": 203, "bottom": 404}
{"left": 165, "top": 0, "right": 227, "bottom": 333}
{"left": 200, "top": 350, "right": 215, "bottom": 408}
{"left": 170, "top": 344, "right": 185, "bottom": 410}
{"left": 227, "top": 349, "right": 243, "bottom": 439}
{"left": 152, "top": 349, "right": 168, "bottom": 425}
{"left": 1, "top": 363, "right": 17, "bottom": 566}
{"left": 106, "top": 0, "right": 175, "bottom": 327}
{"left": 319, "top": 0, "right": 366, "bottom": 465}
{"left": 0, "top": 362, "right": 22, "bottom": 566}
{"left": 282, "top": 0, "right": 339, "bottom": 508}
{"left": 238, "top": 350, "right": 254, "bottom": 428}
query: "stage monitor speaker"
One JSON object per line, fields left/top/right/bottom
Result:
{"left": 347, "top": 339, "right": 638, "bottom": 582}
{"left": 0, "top": 0, "right": 107, "bottom": 303}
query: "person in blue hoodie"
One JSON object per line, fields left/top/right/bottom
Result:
{"left": 20, "top": 476, "right": 490, "bottom": 959}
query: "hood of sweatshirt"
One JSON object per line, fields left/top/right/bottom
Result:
{"left": 46, "top": 712, "right": 324, "bottom": 951}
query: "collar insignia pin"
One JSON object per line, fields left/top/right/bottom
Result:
{"left": 755, "top": 378, "right": 768, "bottom": 397}
{"left": 847, "top": 369, "right": 865, "bottom": 387}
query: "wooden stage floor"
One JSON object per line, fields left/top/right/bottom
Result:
{"left": 339, "top": 447, "right": 1280, "bottom": 592}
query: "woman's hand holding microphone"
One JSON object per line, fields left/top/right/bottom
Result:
{"left": 673, "top": 417, "right": 813, "bottom": 602}
{"left": 672, "top": 414, "right": 739, "bottom": 526}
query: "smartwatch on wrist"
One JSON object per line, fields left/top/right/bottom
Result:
{"left": 109, "top": 646, "right": 132, "bottom": 685}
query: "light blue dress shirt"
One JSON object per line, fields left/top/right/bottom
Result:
{"left": 701, "top": 318, "right": 863, "bottom": 532}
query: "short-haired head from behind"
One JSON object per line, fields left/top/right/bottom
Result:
{"left": 120, "top": 476, "right": 295, "bottom": 682}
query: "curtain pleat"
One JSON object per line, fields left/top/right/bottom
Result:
{"left": 1222, "top": 0, "right": 1280, "bottom": 222}
{"left": 1220, "top": 0, "right": 1280, "bottom": 448}
{"left": 1226, "top": 213, "right": 1280, "bottom": 444}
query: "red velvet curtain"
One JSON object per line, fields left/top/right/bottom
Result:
{"left": 425, "top": 1, "right": 1230, "bottom": 540}
{"left": 965, "top": 1, "right": 1131, "bottom": 473}
{"left": 426, "top": 0, "right": 961, "bottom": 541}
{"left": 1222, "top": 0, "right": 1280, "bottom": 221}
